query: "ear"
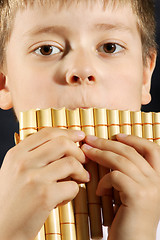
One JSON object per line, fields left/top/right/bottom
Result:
{"left": 0, "top": 72, "right": 13, "bottom": 110}
{"left": 141, "top": 51, "right": 157, "bottom": 105}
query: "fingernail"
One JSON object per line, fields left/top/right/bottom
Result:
{"left": 82, "top": 144, "right": 93, "bottom": 150}
{"left": 75, "top": 130, "right": 85, "bottom": 137}
{"left": 117, "top": 133, "right": 127, "bottom": 138}
{"left": 87, "top": 171, "right": 91, "bottom": 181}
{"left": 86, "top": 135, "right": 98, "bottom": 141}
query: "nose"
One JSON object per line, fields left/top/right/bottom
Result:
{"left": 66, "top": 70, "right": 96, "bottom": 85}
{"left": 65, "top": 52, "right": 97, "bottom": 85}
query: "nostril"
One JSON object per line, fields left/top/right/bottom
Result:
{"left": 73, "top": 76, "right": 79, "bottom": 81}
{"left": 68, "top": 75, "right": 95, "bottom": 84}
{"left": 70, "top": 76, "right": 79, "bottom": 83}
{"left": 88, "top": 76, "right": 95, "bottom": 81}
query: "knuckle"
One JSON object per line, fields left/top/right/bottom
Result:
{"left": 57, "top": 136, "right": 69, "bottom": 147}
{"left": 123, "top": 145, "right": 136, "bottom": 156}
{"left": 69, "top": 181, "right": 79, "bottom": 196}
{"left": 97, "top": 138, "right": 108, "bottom": 148}
{"left": 149, "top": 144, "right": 160, "bottom": 158}
{"left": 110, "top": 170, "right": 120, "bottom": 181}
{"left": 39, "top": 127, "right": 50, "bottom": 134}
{"left": 66, "top": 156, "right": 79, "bottom": 169}
{"left": 135, "top": 187, "right": 147, "bottom": 202}
{"left": 134, "top": 183, "right": 160, "bottom": 205}
{"left": 25, "top": 171, "right": 38, "bottom": 186}
{"left": 15, "top": 161, "right": 26, "bottom": 174}
{"left": 115, "top": 155, "right": 125, "bottom": 165}
{"left": 77, "top": 148, "right": 85, "bottom": 163}
{"left": 40, "top": 127, "right": 54, "bottom": 137}
{"left": 4, "top": 148, "right": 28, "bottom": 177}
{"left": 14, "top": 156, "right": 28, "bottom": 174}
{"left": 5, "top": 147, "right": 16, "bottom": 161}
{"left": 148, "top": 184, "right": 159, "bottom": 200}
{"left": 99, "top": 138, "right": 107, "bottom": 145}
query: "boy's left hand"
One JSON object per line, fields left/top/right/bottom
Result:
{"left": 81, "top": 134, "right": 160, "bottom": 240}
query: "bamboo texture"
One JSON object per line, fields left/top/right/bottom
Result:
{"left": 18, "top": 108, "right": 160, "bottom": 240}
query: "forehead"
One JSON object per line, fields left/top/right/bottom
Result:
{"left": 6, "top": 0, "right": 137, "bottom": 34}
{"left": 9, "top": 0, "right": 139, "bottom": 51}
{"left": 9, "top": 0, "right": 135, "bottom": 30}
{"left": 9, "top": 0, "right": 139, "bottom": 43}
{"left": 10, "top": 0, "right": 132, "bottom": 10}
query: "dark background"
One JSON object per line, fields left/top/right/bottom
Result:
{"left": 0, "top": 1, "right": 160, "bottom": 165}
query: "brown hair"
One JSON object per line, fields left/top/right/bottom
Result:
{"left": 0, "top": 0, "right": 157, "bottom": 67}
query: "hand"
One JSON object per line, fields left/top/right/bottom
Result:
{"left": 0, "top": 128, "right": 89, "bottom": 240}
{"left": 82, "top": 134, "right": 160, "bottom": 240}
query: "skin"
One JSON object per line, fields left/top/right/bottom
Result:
{"left": 0, "top": 2, "right": 156, "bottom": 113}
{"left": 82, "top": 135, "right": 160, "bottom": 240}
{"left": 0, "top": 1, "right": 159, "bottom": 240}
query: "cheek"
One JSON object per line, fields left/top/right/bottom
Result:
{"left": 114, "top": 72, "right": 143, "bottom": 110}
{"left": 6, "top": 68, "right": 48, "bottom": 113}
{"left": 98, "top": 61, "right": 143, "bottom": 110}
{"left": 115, "top": 70, "right": 143, "bottom": 99}
{"left": 114, "top": 55, "right": 143, "bottom": 89}
{"left": 101, "top": 66, "right": 143, "bottom": 92}
{"left": 7, "top": 60, "right": 45, "bottom": 93}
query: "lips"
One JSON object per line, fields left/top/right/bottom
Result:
{"left": 64, "top": 105, "right": 104, "bottom": 110}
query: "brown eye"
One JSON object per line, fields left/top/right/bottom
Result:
{"left": 34, "top": 45, "right": 61, "bottom": 56}
{"left": 98, "top": 43, "right": 123, "bottom": 54}
{"left": 40, "top": 45, "right": 53, "bottom": 55}
{"left": 103, "top": 43, "right": 116, "bottom": 53}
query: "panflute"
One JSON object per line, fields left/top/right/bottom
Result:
{"left": 16, "top": 108, "right": 160, "bottom": 240}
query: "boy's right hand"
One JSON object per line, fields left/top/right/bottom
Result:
{"left": 0, "top": 128, "right": 89, "bottom": 240}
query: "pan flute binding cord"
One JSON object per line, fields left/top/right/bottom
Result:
{"left": 17, "top": 108, "right": 160, "bottom": 240}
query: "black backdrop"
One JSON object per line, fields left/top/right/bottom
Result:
{"left": 0, "top": 1, "right": 160, "bottom": 165}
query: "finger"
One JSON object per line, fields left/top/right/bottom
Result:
{"left": 27, "top": 136, "right": 86, "bottom": 167}
{"left": 84, "top": 135, "right": 155, "bottom": 177}
{"left": 36, "top": 156, "right": 90, "bottom": 183}
{"left": 48, "top": 181, "right": 80, "bottom": 209}
{"left": 96, "top": 171, "right": 138, "bottom": 206}
{"left": 18, "top": 128, "right": 85, "bottom": 152}
{"left": 116, "top": 134, "right": 160, "bottom": 172}
{"left": 82, "top": 144, "right": 145, "bottom": 183}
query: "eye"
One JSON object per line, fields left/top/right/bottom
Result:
{"left": 34, "top": 45, "right": 61, "bottom": 56}
{"left": 98, "top": 43, "right": 124, "bottom": 54}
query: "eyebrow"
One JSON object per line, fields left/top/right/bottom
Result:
{"left": 24, "top": 23, "right": 132, "bottom": 38}
{"left": 94, "top": 23, "right": 133, "bottom": 33}
{"left": 24, "top": 25, "right": 71, "bottom": 37}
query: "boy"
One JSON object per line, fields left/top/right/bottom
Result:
{"left": 0, "top": 0, "right": 159, "bottom": 239}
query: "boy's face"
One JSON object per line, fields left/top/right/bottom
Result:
{"left": 0, "top": 2, "right": 156, "bottom": 118}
